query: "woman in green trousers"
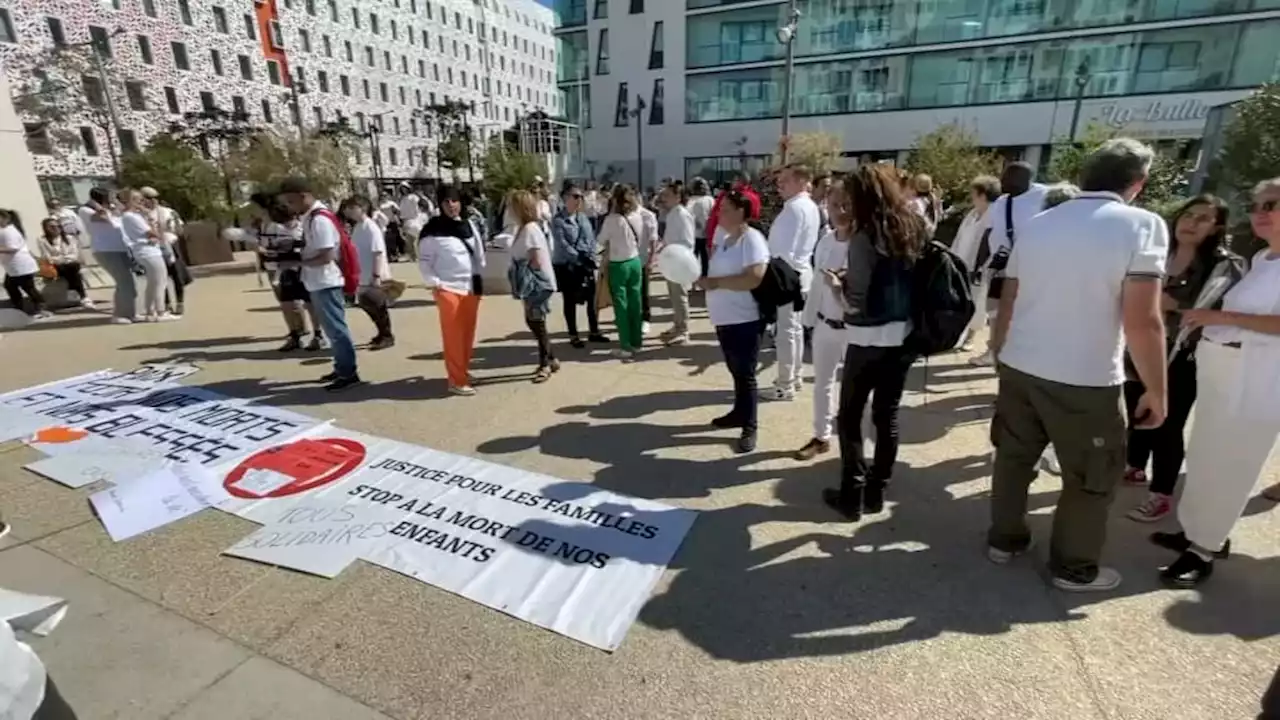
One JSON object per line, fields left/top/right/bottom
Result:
{"left": 597, "top": 185, "right": 652, "bottom": 359}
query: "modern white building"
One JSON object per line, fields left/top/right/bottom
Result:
{"left": 555, "top": 0, "right": 1280, "bottom": 187}
{"left": 1, "top": 0, "right": 557, "bottom": 203}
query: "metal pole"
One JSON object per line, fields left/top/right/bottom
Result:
{"left": 89, "top": 47, "right": 123, "bottom": 180}
{"left": 1067, "top": 59, "right": 1090, "bottom": 146}
{"left": 465, "top": 105, "right": 475, "bottom": 185}
{"left": 634, "top": 96, "right": 644, "bottom": 191}
{"left": 289, "top": 74, "right": 305, "bottom": 140}
{"left": 779, "top": 0, "right": 798, "bottom": 165}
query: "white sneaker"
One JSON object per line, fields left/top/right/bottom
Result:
{"left": 155, "top": 313, "right": 180, "bottom": 322}
{"left": 32, "top": 310, "right": 54, "bottom": 320}
{"left": 663, "top": 332, "right": 688, "bottom": 347}
{"left": 449, "top": 385, "right": 477, "bottom": 396}
{"left": 970, "top": 351, "right": 995, "bottom": 367}
{"left": 641, "top": 321, "right": 651, "bottom": 336}
{"left": 79, "top": 298, "right": 96, "bottom": 309}
{"left": 1051, "top": 567, "right": 1122, "bottom": 593}
{"left": 759, "top": 385, "right": 795, "bottom": 401}
{"left": 611, "top": 348, "right": 635, "bottom": 360}
{"left": 110, "top": 316, "right": 133, "bottom": 325}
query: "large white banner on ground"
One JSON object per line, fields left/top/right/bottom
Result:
{"left": 2, "top": 366, "right": 323, "bottom": 487}
{"left": 218, "top": 428, "right": 698, "bottom": 651}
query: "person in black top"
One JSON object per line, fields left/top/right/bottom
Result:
{"left": 1123, "top": 194, "right": 1246, "bottom": 522}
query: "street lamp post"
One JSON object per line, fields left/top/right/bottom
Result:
{"left": 465, "top": 101, "right": 477, "bottom": 185}
{"left": 1067, "top": 58, "right": 1091, "bottom": 146}
{"left": 630, "top": 95, "right": 647, "bottom": 192}
{"left": 57, "top": 28, "right": 126, "bottom": 179}
{"left": 285, "top": 70, "right": 308, "bottom": 140}
{"left": 776, "top": 0, "right": 800, "bottom": 165}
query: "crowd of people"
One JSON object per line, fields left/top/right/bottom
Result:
{"left": 4, "top": 137, "right": 1280, "bottom": 597}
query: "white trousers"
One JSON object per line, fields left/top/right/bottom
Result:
{"left": 811, "top": 322, "right": 846, "bottom": 441}
{"left": 137, "top": 255, "right": 168, "bottom": 317}
{"left": 962, "top": 279, "right": 988, "bottom": 342}
{"left": 1178, "top": 341, "right": 1280, "bottom": 552}
{"left": 774, "top": 302, "right": 804, "bottom": 389}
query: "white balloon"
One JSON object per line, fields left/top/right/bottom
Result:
{"left": 656, "top": 244, "right": 701, "bottom": 288}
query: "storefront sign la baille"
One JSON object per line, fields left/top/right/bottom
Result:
{"left": 1094, "top": 98, "right": 1212, "bottom": 139}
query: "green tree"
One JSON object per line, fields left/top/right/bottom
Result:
{"left": 1216, "top": 83, "right": 1280, "bottom": 203}
{"left": 1045, "top": 123, "right": 1191, "bottom": 213}
{"left": 225, "top": 131, "right": 358, "bottom": 200}
{"left": 478, "top": 143, "right": 543, "bottom": 210}
{"left": 774, "top": 131, "right": 842, "bottom": 175}
{"left": 119, "top": 134, "right": 230, "bottom": 222}
{"left": 437, "top": 128, "right": 471, "bottom": 182}
{"left": 905, "top": 124, "right": 1003, "bottom": 206}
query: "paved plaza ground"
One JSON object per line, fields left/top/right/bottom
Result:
{"left": 2, "top": 269, "right": 1278, "bottom": 720}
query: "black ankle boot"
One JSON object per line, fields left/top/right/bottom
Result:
{"left": 822, "top": 485, "right": 862, "bottom": 521}
{"left": 863, "top": 481, "right": 886, "bottom": 514}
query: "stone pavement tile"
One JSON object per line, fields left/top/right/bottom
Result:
{"left": 0, "top": 545, "right": 248, "bottom": 720}
{"left": 33, "top": 509, "right": 344, "bottom": 650}
{"left": 0, "top": 468, "right": 96, "bottom": 542}
{"left": 265, "top": 535, "right": 1102, "bottom": 720}
{"left": 170, "top": 656, "right": 394, "bottom": 720}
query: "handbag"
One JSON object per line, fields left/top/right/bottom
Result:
{"left": 37, "top": 258, "right": 57, "bottom": 280}
{"left": 596, "top": 262, "right": 612, "bottom": 311}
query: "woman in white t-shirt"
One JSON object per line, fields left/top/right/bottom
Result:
{"left": 1152, "top": 177, "right": 1280, "bottom": 588}
{"left": 508, "top": 190, "right": 560, "bottom": 383}
{"left": 951, "top": 176, "right": 1001, "bottom": 350}
{"left": 341, "top": 195, "right": 395, "bottom": 350}
{"left": 119, "top": 189, "right": 175, "bottom": 321}
{"left": 0, "top": 209, "right": 51, "bottom": 318}
{"left": 696, "top": 191, "right": 769, "bottom": 453}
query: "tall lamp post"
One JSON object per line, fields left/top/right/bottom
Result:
{"left": 56, "top": 28, "right": 126, "bottom": 180}
{"left": 630, "top": 94, "right": 647, "bottom": 192}
{"left": 1067, "top": 58, "right": 1091, "bottom": 146}
{"left": 284, "top": 70, "right": 308, "bottom": 140}
{"left": 776, "top": 0, "right": 800, "bottom": 165}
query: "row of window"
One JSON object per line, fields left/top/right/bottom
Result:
{"left": 275, "top": 0, "right": 554, "bottom": 62}
{"left": 558, "top": 0, "right": 645, "bottom": 26}
{"left": 290, "top": 23, "right": 554, "bottom": 87}
{"left": 681, "top": 18, "right": 1280, "bottom": 122}
{"left": 558, "top": 24, "right": 664, "bottom": 80}
{"left": 611, "top": 78, "right": 665, "bottom": 126}
{"left": 684, "top": 0, "right": 1280, "bottom": 69}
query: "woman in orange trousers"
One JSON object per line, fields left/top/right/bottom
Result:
{"left": 419, "top": 186, "right": 486, "bottom": 396}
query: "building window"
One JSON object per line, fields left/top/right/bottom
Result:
{"left": 317, "top": 70, "right": 329, "bottom": 92}
{"left": 629, "top": 0, "right": 642, "bottom": 13}
{"left": 362, "top": 78, "right": 370, "bottom": 98}
{"left": 649, "top": 78, "right": 663, "bottom": 124}
{"left": 125, "top": 80, "right": 147, "bottom": 110}
{"left": 383, "top": 50, "right": 391, "bottom": 69}
{"left": 210, "top": 49, "right": 224, "bottom": 76}
{"left": 200, "top": 91, "right": 215, "bottom": 111}
{"left": 596, "top": 29, "right": 609, "bottom": 75}
{"left": 299, "top": 28, "right": 311, "bottom": 52}
{"left": 238, "top": 54, "right": 252, "bottom": 80}
{"left": 24, "top": 124, "right": 52, "bottom": 155}
{"left": 164, "top": 86, "right": 180, "bottom": 114}
{"left": 267, "top": 59, "right": 282, "bottom": 85}
{"left": 614, "top": 82, "right": 628, "bottom": 126}
{"left": 118, "top": 129, "right": 139, "bottom": 155}
{"left": 136, "top": 35, "right": 153, "bottom": 64}
{"left": 328, "top": 0, "right": 338, "bottom": 22}
{"left": 323, "top": 34, "right": 332, "bottom": 57}
{"left": 370, "top": 12, "right": 379, "bottom": 34}
{"left": 269, "top": 21, "right": 284, "bottom": 48}
{"left": 380, "top": 82, "right": 389, "bottom": 101}
{"left": 261, "top": 98, "right": 274, "bottom": 122}
{"left": 305, "top": 0, "right": 316, "bottom": 16}
{"left": 392, "top": 116, "right": 400, "bottom": 134}
{"left": 244, "top": 14, "right": 256, "bottom": 40}
{"left": 142, "top": 0, "right": 157, "bottom": 18}
{"left": 171, "top": 41, "right": 190, "bottom": 70}
{"left": 232, "top": 95, "right": 246, "bottom": 116}
{"left": 340, "top": 74, "right": 350, "bottom": 95}
{"left": 89, "top": 25, "right": 113, "bottom": 58}
{"left": 351, "top": 7, "right": 360, "bottom": 28}
{"left": 80, "top": 127, "right": 99, "bottom": 156}
{"left": 178, "top": 0, "right": 193, "bottom": 26}
{"left": 648, "top": 21, "right": 663, "bottom": 69}
{"left": 314, "top": 106, "right": 324, "bottom": 125}
{"left": 344, "top": 40, "right": 353, "bottom": 62}
{"left": 212, "top": 6, "right": 228, "bottom": 33}
{"left": 46, "top": 17, "right": 66, "bottom": 46}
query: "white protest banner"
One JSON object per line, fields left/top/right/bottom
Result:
{"left": 0, "top": 408, "right": 55, "bottom": 445}
{"left": 218, "top": 429, "right": 698, "bottom": 651}
{"left": 89, "top": 464, "right": 230, "bottom": 542}
{"left": 25, "top": 437, "right": 169, "bottom": 489}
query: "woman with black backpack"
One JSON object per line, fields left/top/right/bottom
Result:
{"left": 821, "top": 164, "right": 926, "bottom": 521}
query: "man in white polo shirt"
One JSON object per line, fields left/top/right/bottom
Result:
{"left": 987, "top": 138, "right": 1169, "bottom": 592}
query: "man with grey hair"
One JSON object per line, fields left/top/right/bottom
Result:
{"left": 986, "top": 137, "right": 1170, "bottom": 592}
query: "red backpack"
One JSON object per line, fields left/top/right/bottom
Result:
{"left": 310, "top": 207, "right": 360, "bottom": 296}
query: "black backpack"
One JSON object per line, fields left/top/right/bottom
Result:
{"left": 905, "top": 240, "right": 975, "bottom": 356}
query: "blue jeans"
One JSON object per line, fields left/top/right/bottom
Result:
{"left": 94, "top": 251, "right": 137, "bottom": 319}
{"left": 310, "top": 286, "right": 357, "bottom": 378}
{"left": 715, "top": 320, "right": 763, "bottom": 432}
